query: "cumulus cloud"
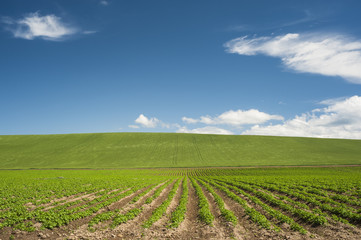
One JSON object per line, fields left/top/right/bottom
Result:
{"left": 225, "top": 33, "right": 361, "bottom": 84}
{"left": 134, "top": 114, "right": 160, "bottom": 128}
{"left": 182, "top": 109, "right": 283, "bottom": 126}
{"left": 2, "top": 12, "right": 76, "bottom": 40}
{"left": 129, "top": 114, "right": 180, "bottom": 129}
{"left": 177, "top": 126, "right": 234, "bottom": 135}
{"left": 243, "top": 96, "right": 361, "bottom": 139}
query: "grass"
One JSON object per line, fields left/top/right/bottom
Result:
{"left": 1, "top": 132, "right": 361, "bottom": 169}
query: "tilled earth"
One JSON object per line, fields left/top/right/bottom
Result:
{"left": 1, "top": 177, "right": 361, "bottom": 240}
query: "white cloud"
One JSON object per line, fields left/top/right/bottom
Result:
{"left": 100, "top": 0, "right": 109, "bottom": 5}
{"left": 129, "top": 114, "right": 180, "bottom": 129}
{"left": 159, "top": 122, "right": 180, "bottom": 129}
{"left": 83, "top": 30, "right": 97, "bottom": 35}
{"left": 318, "top": 96, "right": 348, "bottom": 106}
{"left": 182, "top": 109, "right": 283, "bottom": 126}
{"left": 1, "top": 16, "right": 14, "bottom": 25}
{"left": 134, "top": 114, "right": 159, "bottom": 128}
{"left": 3, "top": 12, "right": 76, "bottom": 40}
{"left": 244, "top": 96, "right": 361, "bottom": 139}
{"left": 225, "top": 33, "right": 361, "bottom": 84}
{"left": 182, "top": 117, "right": 198, "bottom": 124}
{"left": 177, "top": 126, "right": 234, "bottom": 135}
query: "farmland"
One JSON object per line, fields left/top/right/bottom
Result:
{"left": 1, "top": 133, "right": 361, "bottom": 169}
{"left": 1, "top": 167, "right": 361, "bottom": 239}
{"left": 1, "top": 133, "right": 361, "bottom": 239}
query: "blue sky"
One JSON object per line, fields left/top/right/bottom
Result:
{"left": 1, "top": 0, "right": 361, "bottom": 138}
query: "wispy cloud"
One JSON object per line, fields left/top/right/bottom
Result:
{"left": 225, "top": 24, "right": 250, "bottom": 32}
{"left": 280, "top": 10, "right": 318, "bottom": 28}
{"left": 225, "top": 33, "right": 361, "bottom": 84}
{"left": 177, "top": 126, "right": 234, "bottom": 135}
{"left": 244, "top": 96, "right": 361, "bottom": 139}
{"left": 226, "top": 10, "right": 320, "bottom": 33}
{"left": 82, "top": 30, "right": 97, "bottom": 35}
{"left": 100, "top": 0, "right": 109, "bottom": 6}
{"left": 182, "top": 109, "right": 283, "bottom": 126}
{"left": 2, "top": 12, "right": 76, "bottom": 41}
{"left": 318, "top": 96, "right": 349, "bottom": 106}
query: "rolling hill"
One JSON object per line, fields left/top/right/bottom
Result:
{"left": 1, "top": 132, "right": 361, "bottom": 169}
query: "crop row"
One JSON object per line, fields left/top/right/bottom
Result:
{"left": 143, "top": 179, "right": 181, "bottom": 228}
{"left": 1, "top": 167, "right": 360, "bottom": 237}
{"left": 197, "top": 178, "right": 238, "bottom": 225}
{"left": 241, "top": 179, "right": 361, "bottom": 224}
{"left": 89, "top": 181, "right": 168, "bottom": 228}
{"left": 169, "top": 177, "right": 189, "bottom": 228}
{"left": 208, "top": 178, "right": 307, "bottom": 234}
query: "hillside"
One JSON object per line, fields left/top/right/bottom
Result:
{"left": 0, "top": 132, "right": 361, "bottom": 169}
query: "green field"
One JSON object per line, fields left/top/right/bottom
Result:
{"left": 1, "top": 133, "right": 361, "bottom": 239}
{"left": 1, "top": 132, "right": 361, "bottom": 169}
{"left": 1, "top": 167, "right": 361, "bottom": 239}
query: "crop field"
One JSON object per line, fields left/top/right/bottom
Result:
{"left": 1, "top": 167, "right": 361, "bottom": 239}
{"left": 1, "top": 133, "right": 361, "bottom": 169}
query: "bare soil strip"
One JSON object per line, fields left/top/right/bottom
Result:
{"left": 73, "top": 179, "right": 177, "bottom": 239}
{"left": 220, "top": 180, "right": 361, "bottom": 240}
{"left": 25, "top": 190, "right": 104, "bottom": 211}
{"left": 44, "top": 190, "right": 112, "bottom": 211}
{"left": 85, "top": 182, "right": 166, "bottom": 231}
{"left": 12, "top": 187, "right": 144, "bottom": 240}
{"left": 4, "top": 171, "right": 361, "bottom": 240}
{"left": 65, "top": 187, "right": 132, "bottom": 212}
{"left": 115, "top": 182, "right": 166, "bottom": 214}
{"left": 198, "top": 180, "right": 236, "bottom": 239}
{"left": 111, "top": 179, "right": 177, "bottom": 239}
{"left": 162, "top": 177, "right": 229, "bottom": 239}
{"left": 172, "top": 177, "right": 217, "bottom": 239}
{"left": 65, "top": 183, "right": 167, "bottom": 239}
{"left": 212, "top": 183, "right": 298, "bottom": 240}
{"left": 220, "top": 180, "right": 322, "bottom": 238}
{"left": 151, "top": 179, "right": 183, "bottom": 228}
{"left": 143, "top": 178, "right": 183, "bottom": 239}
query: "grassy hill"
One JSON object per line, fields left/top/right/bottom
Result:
{"left": 0, "top": 132, "right": 361, "bottom": 169}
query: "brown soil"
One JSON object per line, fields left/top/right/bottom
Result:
{"left": 43, "top": 190, "right": 105, "bottom": 211}
{"left": 51, "top": 179, "right": 178, "bottom": 239}
{"left": 150, "top": 180, "right": 183, "bottom": 229}
{"left": 216, "top": 180, "right": 361, "bottom": 240}
{"left": 62, "top": 186, "right": 151, "bottom": 238}
{"left": 213, "top": 182, "right": 307, "bottom": 240}
{"left": 24, "top": 190, "right": 103, "bottom": 211}
{"left": 198, "top": 180, "right": 236, "bottom": 239}
{"left": 2, "top": 178, "right": 361, "bottom": 240}
{"left": 111, "top": 179, "right": 177, "bottom": 239}
{"left": 171, "top": 177, "right": 218, "bottom": 239}
{"left": 85, "top": 182, "right": 167, "bottom": 232}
